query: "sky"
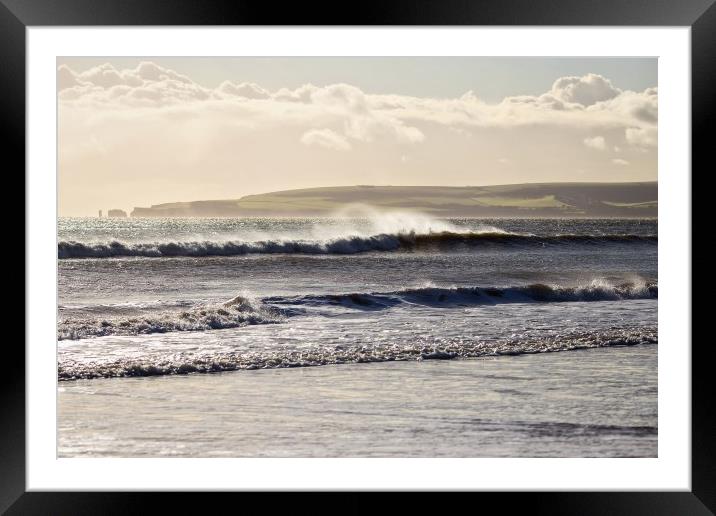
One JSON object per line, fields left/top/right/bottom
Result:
{"left": 57, "top": 57, "right": 657, "bottom": 216}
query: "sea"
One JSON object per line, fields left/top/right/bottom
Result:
{"left": 57, "top": 213, "right": 658, "bottom": 457}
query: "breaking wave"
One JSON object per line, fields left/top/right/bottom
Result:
{"left": 58, "top": 281, "right": 656, "bottom": 340}
{"left": 57, "top": 295, "right": 287, "bottom": 341}
{"left": 58, "top": 231, "right": 657, "bottom": 258}
{"left": 265, "top": 281, "right": 658, "bottom": 310}
{"left": 58, "top": 325, "right": 657, "bottom": 380}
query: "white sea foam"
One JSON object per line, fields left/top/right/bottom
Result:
{"left": 58, "top": 325, "right": 658, "bottom": 380}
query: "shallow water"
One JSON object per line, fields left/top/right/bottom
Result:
{"left": 58, "top": 345, "right": 657, "bottom": 458}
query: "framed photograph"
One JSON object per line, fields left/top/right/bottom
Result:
{"left": 8, "top": 0, "right": 710, "bottom": 512}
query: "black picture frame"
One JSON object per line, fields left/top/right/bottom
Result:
{"left": 5, "top": 0, "right": 711, "bottom": 513}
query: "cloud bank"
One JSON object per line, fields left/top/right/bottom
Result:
{"left": 59, "top": 61, "right": 656, "bottom": 150}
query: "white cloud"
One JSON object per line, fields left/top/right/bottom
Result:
{"left": 460, "top": 90, "right": 480, "bottom": 102}
{"left": 217, "top": 81, "right": 270, "bottom": 99}
{"left": 58, "top": 64, "right": 658, "bottom": 158}
{"left": 58, "top": 61, "right": 212, "bottom": 106}
{"left": 583, "top": 136, "right": 606, "bottom": 150}
{"left": 612, "top": 158, "right": 630, "bottom": 166}
{"left": 366, "top": 85, "right": 657, "bottom": 141}
{"left": 550, "top": 73, "right": 620, "bottom": 106}
{"left": 308, "top": 83, "right": 425, "bottom": 145}
{"left": 58, "top": 64, "right": 657, "bottom": 139}
{"left": 273, "top": 84, "right": 319, "bottom": 103}
{"left": 59, "top": 64, "right": 426, "bottom": 147}
{"left": 300, "top": 129, "right": 351, "bottom": 151}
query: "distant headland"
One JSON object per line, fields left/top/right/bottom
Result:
{"left": 128, "top": 182, "right": 657, "bottom": 218}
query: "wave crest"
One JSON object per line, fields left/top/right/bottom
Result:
{"left": 266, "top": 281, "right": 658, "bottom": 310}
{"left": 57, "top": 295, "right": 285, "bottom": 340}
{"left": 58, "top": 231, "right": 657, "bottom": 259}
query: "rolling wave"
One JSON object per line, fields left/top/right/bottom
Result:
{"left": 58, "top": 231, "right": 657, "bottom": 258}
{"left": 58, "top": 281, "right": 656, "bottom": 340}
{"left": 265, "top": 281, "right": 657, "bottom": 310}
{"left": 58, "top": 325, "right": 658, "bottom": 380}
{"left": 57, "top": 295, "right": 287, "bottom": 341}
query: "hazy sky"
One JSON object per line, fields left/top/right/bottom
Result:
{"left": 58, "top": 57, "right": 657, "bottom": 216}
